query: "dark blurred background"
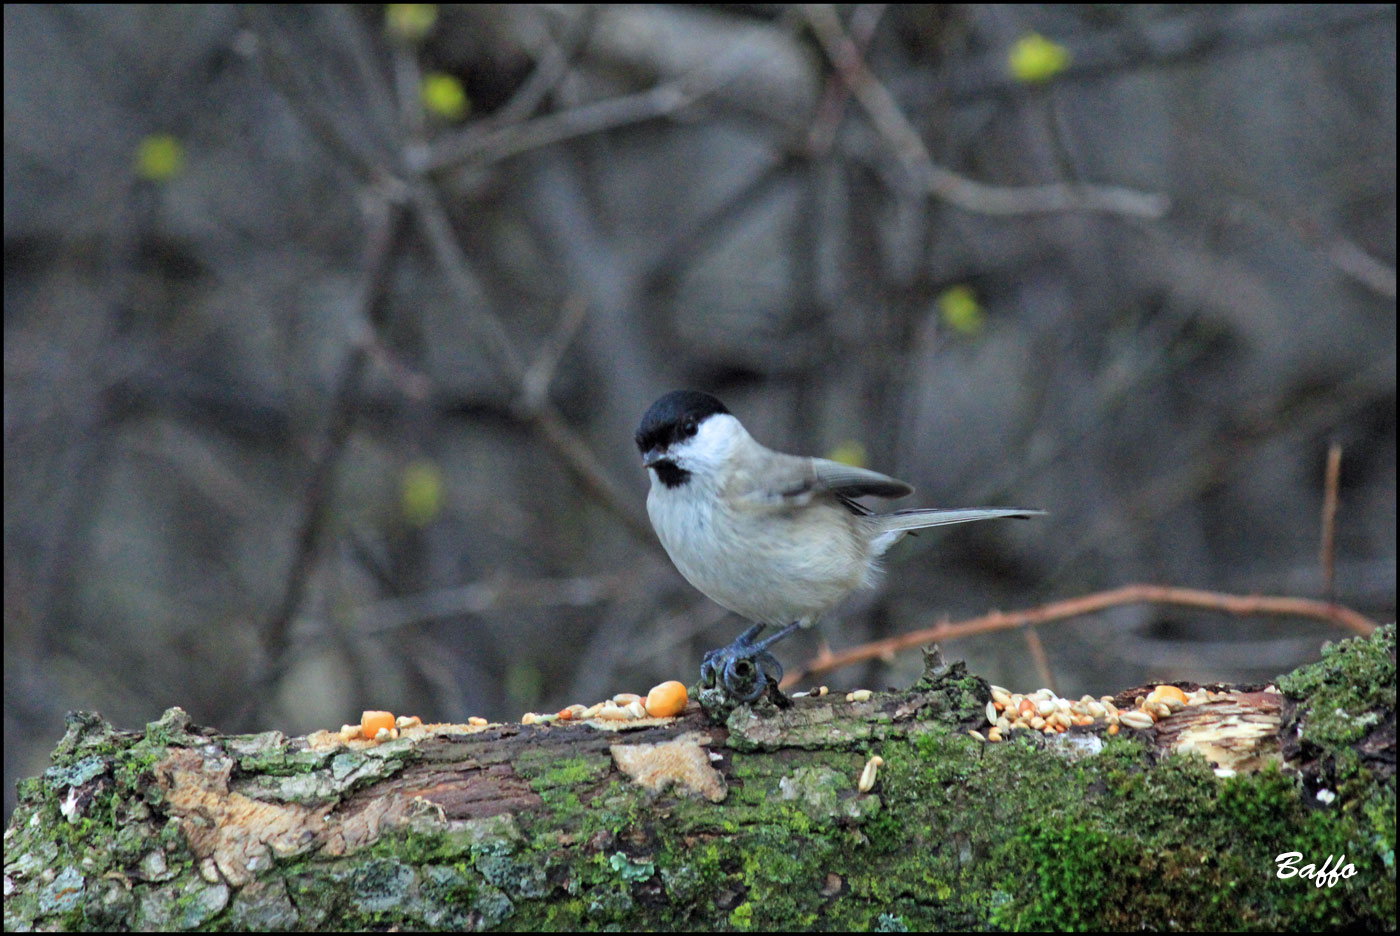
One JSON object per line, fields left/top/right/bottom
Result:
{"left": 4, "top": 4, "right": 1395, "bottom": 820}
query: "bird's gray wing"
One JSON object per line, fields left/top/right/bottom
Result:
{"left": 807, "top": 458, "right": 913, "bottom": 499}
{"left": 733, "top": 454, "right": 913, "bottom": 510}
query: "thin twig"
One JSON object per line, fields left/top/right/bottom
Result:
{"left": 522, "top": 293, "right": 590, "bottom": 411}
{"left": 419, "top": 187, "right": 655, "bottom": 529}
{"left": 411, "top": 186, "right": 527, "bottom": 379}
{"left": 1046, "top": 356, "right": 1394, "bottom": 580}
{"left": 421, "top": 76, "right": 717, "bottom": 174}
{"left": 941, "top": 5, "right": 1395, "bottom": 103}
{"left": 404, "top": 8, "right": 601, "bottom": 173}
{"left": 390, "top": 38, "right": 426, "bottom": 142}
{"left": 803, "top": 3, "right": 887, "bottom": 157}
{"left": 243, "top": 8, "right": 391, "bottom": 184}
{"left": 1320, "top": 443, "right": 1342, "bottom": 602}
{"left": 488, "top": 7, "right": 601, "bottom": 128}
{"left": 526, "top": 405, "right": 656, "bottom": 543}
{"left": 801, "top": 4, "right": 1170, "bottom": 219}
{"left": 1247, "top": 199, "right": 1397, "bottom": 300}
{"left": 781, "top": 583, "right": 1379, "bottom": 686}
{"left": 250, "top": 197, "right": 406, "bottom": 717}
{"left": 410, "top": 186, "right": 653, "bottom": 542}
{"left": 1021, "top": 625, "right": 1057, "bottom": 695}
{"left": 1324, "top": 237, "right": 1397, "bottom": 299}
{"left": 243, "top": 12, "right": 661, "bottom": 723}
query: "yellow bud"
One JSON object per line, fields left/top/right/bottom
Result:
{"left": 386, "top": 4, "right": 438, "bottom": 42}
{"left": 401, "top": 459, "right": 444, "bottom": 527}
{"left": 422, "top": 72, "right": 469, "bottom": 122}
{"left": 1007, "top": 33, "right": 1071, "bottom": 84}
{"left": 938, "top": 284, "right": 985, "bottom": 336}
{"left": 134, "top": 134, "right": 185, "bottom": 182}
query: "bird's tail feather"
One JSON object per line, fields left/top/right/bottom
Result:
{"left": 875, "top": 507, "right": 1045, "bottom": 535}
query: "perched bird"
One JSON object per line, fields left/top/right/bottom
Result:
{"left": 635, "top": 390, "right": 1043, "bottom": 702}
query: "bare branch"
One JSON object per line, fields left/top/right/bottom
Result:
{"left": 252, "top": 196, "right": 406, "bottom": 713}
{"left": 1323, "top": 234, "right": 1397, "bottom": 299}
{"left": 1320, "top": 443, "right": 1342, "bottom": 602}
{"left": 421, "top": 76, "right": 718, "bottom": 174}
{"left": 527, "top": 405, "right": 656, "bottom": 544}
{"left": 488, "top": 7, "right": 602, "bottom": 128}
{"left": 242, "top": 8, "right": 394, "bottom": 184}
{"left": 783, "top": 583, "right": 1379, "bottom": 686}
{"left": 803, "top": 3, "right": 887, "bottom": 157}
{"left": 801, "top": 4, "right": 1171, "bottom": 219}
{"left": 410, "top": 186, "right": 527, "bottom": 378}
{"left": 1021, "top": 625, "right": 1057, "bottom": 695}
{"left": 522, "top": 294, "right": 590, "bottom": 412}
{"left": 410, "top": 187, "right": 654, "bottom": 542}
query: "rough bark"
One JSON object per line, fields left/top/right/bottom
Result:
{"left": 4, "top": 626, "right": 1394, "bottom": 931}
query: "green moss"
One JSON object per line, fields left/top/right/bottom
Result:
{"left": 519, "top": 752, "right": 612, "bottom": 790}
{"left": 1279, "top": 624, "right": 1394, "bottom": 798}
{"left": 989, "top": 760, "right": 1391, "bottom": 930}
{"left": 728, "top": 899, "right": 755, "bottom": 928}
{"left": 50, "top": 711, "right": 125, "bottom": 765}
{"left": 538, "top": 896, "right": 587, "bottom": 928}
{"left": 1279, "top": 625, "right": 1395, "bottom": 726}
{"left": 1361, "top": 789, "right": 1396, "bottom": 871}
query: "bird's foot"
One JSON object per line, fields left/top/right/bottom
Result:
{"left": 700, "top": 624, "right": 790, "bottom": 704}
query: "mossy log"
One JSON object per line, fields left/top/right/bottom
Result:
{"left": 5, "top": 626, "right": 1394, "bottom": 931}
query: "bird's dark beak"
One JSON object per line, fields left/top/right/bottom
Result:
{"left": 643, "top": 447, "right": 667, "bottom": 469}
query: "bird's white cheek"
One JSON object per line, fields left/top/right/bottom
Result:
{"left": 668, "top": 414, "right": 744, "bottom": 472}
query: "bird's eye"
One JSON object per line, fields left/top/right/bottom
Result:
{"left": 682, "top": 417, "right": 697, "bottom": 436}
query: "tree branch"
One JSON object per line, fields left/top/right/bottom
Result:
{"left": 801, "top": 4, "right": 1171, "bottom": 219}
{"left": 786, "top": 583, "right": 1378, "bottom": 686}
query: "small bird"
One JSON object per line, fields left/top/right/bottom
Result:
{"left": 635, "top": 390, "right": 1043, "bottom": 702}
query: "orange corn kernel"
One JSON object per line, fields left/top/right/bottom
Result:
{"left": 645, "top": 680, "right": 688, "bottom": 718}
{"left": 361, "top": 710, "right": 395, "bottom": 738}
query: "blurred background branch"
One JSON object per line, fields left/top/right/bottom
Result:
{"left": 802, "top": 3, "right": 1171, "bottom": 217}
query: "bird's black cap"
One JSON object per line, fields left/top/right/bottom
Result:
{"left": 635, "top": 390, "right": 730, "bottom": 455}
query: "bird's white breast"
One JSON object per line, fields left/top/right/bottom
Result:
{"left": 646, "top": 472, "right": 874, "bottom": 626}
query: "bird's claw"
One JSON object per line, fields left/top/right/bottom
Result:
{"left": 701, "top": 641, "right": 784, "bottom": 703}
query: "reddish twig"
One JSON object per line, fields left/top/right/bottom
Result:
{"left": 781, "top": 583, "right": 1378, "bottom": 687}
{"left": 1021, "top": 625, "right": 1057, "bottom": 696}
{"left": 1320, "top": 443, "right": 1342, "bottom": 602}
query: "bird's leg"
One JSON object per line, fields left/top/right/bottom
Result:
{"left": 701, "top": 622, "right": 802, "bottom": 703}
